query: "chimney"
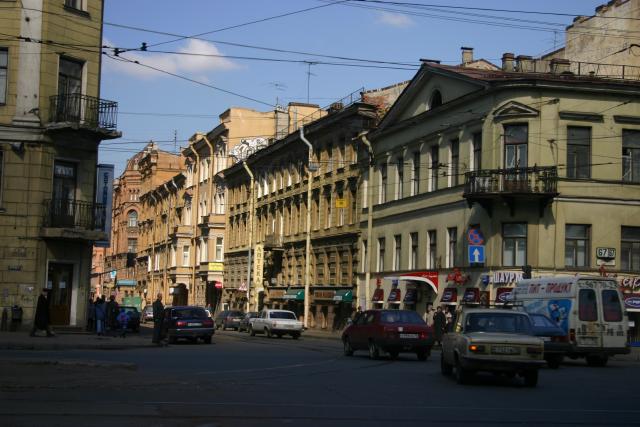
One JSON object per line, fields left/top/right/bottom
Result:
{"left": 502, "top": 53, "right": 515, "bottom": 72}
{"left": 550, "top": 58, "right": 571, "bottom": 74}
{"left": 461, "top": 47, "right": 473, "bottom": 66}
{"left": 516, "top": 55, "right": 534, "bottom": 73}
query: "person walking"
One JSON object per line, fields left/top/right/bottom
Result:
{"left": 116, "top": 308, "right": 130, "bottom": 338}
{"left": 424, "top": 306, "right": 435, "bottom": 327}
{"left": 445, "top": 307, "right": 454, "bottom": 332}
{"left": 152, "top": 293, "right": 165, "bottom": 345}
{"left": 30, "top": 289, "right": 54, "bottom": 337}
{"left": 433, "top": 306, "right": 447, "bottom": 346}
{"left": 86, "top": 297, "right": 95, "bottom": 332}
{"left": 95, "top": 296, "right": 106, "bottom": 336}
{"left": 105, "top": 295, "right": 119, "bottom": 336}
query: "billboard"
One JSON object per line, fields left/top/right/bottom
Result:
{"left": 95, "top": 164, "right": 114, "bottom": 248}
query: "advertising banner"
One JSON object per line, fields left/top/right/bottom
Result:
{"left": 95, "top": 164, "right": 114, "bottom": 248}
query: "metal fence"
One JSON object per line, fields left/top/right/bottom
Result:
{"left": 49, "top": 94, "right": 118, "bottom": 131}
{"left": 43, "top": 198, "right": 106, "bottom": 230}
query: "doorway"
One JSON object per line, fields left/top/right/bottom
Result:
{"left": 48, "top": 262, "right": 74, "bottom": 325}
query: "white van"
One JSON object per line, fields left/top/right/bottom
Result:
{"left": 512, "top": 275, "right": 629, "bottom": 366}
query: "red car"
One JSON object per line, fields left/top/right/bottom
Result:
{"left": 342, "top": 310, "right": 434, "bottom": 361}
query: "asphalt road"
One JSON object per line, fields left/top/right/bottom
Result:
{"left": 1, "top": 330, "right": 639, "bottom": 427}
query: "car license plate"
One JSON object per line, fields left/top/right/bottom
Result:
{"left": 188, "top": 322, "right": 202, "bottom": 327}
{"left": 400, "top": 333, "right": 418, "bottom": 339}
{"left": 492, "top": 345, "right": 519, "bottom": 355}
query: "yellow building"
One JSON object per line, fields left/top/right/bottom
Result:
{"left": 0, "top": 1, "right": 119, "bottom": 327}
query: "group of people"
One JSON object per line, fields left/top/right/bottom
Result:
{"left": 424, "top": 305, "right": 457, "bottom": 346}
{"left": 86, "top": 295, "right": 131, "bottom": 337}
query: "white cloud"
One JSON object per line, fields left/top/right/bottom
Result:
{"left": 376, "top": 11, "right": 414, "bottom": 28}
{"left": 103, "top": 38, "right": 239, "bottom": 80}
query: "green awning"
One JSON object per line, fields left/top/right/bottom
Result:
{"left": 117, "top": 279, "right": 136, "bottom": 287}
{"left": 283, "top": 289, "right": 304, "bottom": 301}
{"left": 333, "top": 289, "right": 353, "bottom": 303}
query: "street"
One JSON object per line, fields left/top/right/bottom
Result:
{"left": 1, "top": 330, "right": 639, "bottom": 426}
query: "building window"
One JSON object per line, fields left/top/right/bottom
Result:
{"left": 154, "top": 253, "right": 160, "bottom": 271}
{"left": 430, "top": 146, "right": 439, "bottom": 191}
{"left": 623, "top": 130, "right": 640, "bottom": 183}
{"left": 0, "top": 48, "right": 7, "bottom": 104}
{"left": 65, "top": 0, "right": 83, "bottom": 10}
{"left": 429, "top": 90, "right": 442, "bottom": 109}
{"left": 350, "top": 185, "right": 357, "bottom": 225}
{"left": 565, "top": 224, "right": 590, "bottom": 267}
{"left": 58, "top": 56, "right": 83, "bottom": 97}
{"left": 396, "top": 157, "right": 403, "bottom": 200}
{"left": 0, "top": 150, "right": 3, "bottom": 205}
{"left": 394, "top": 235, "right": 401, "bottom": 271}
{"left": 450, "top": 139, "right": 459, "bottom": 186}
{"left": 379, "top": 163, "right": 387, "bottom": 204}
{"left": 362, "top": 169, "right": 369, "bottom": 209}
{"left": 377, "top": 237, "right": 385, "bottom": 272}
{"left": 326, "top": 143, "right": 333, "bottom": 173}
{"left": 427, "top": 230, "right": 437, "bottom": 269}
{"left": 472, "top": 132, "right": 482, "bottom": 171}
{"left": 502, "top": 223, "right": 527, "bottom": 267}
{"left": 127, "top": 238, "right": 137, "bottom": 253}
{"left": 182, "top": 246, "right": 190, "bottom": 267}
{"left": 412, "top": 152, "right": 420, "bottom": 196}
{"left": 171, "top": 246, "right": 176, "bottom": 267}
{"left": 447, "top": 227, "right": 457, "bottom": 268}
{"left": 324, "top": 190, "right": 332, "bottom": 229}
{"left": 504, "top": 124, "right": 528, "bottom": 169}
{"left": 621, "top": 226, "right": 640, "bottom": 271}
{"left": 410, "top": 232, "right": 418, "bottom": 270}
{"left": 567, "top": 127, "right": 591, "bottom": 179}
{"left": 127, "top": 210, "right": 138, "bottom": 227}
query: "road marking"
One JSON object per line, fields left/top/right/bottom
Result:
{"left": 194, "top": 357, "right": 339, "bottom": 375}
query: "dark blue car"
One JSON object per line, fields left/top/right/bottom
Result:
{"left": 529, "top": 313, "right": 571, "bottom": 369}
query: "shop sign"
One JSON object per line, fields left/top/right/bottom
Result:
{"left": 253, "top": 244, "right": 264, "bottom": 287}
{"left": 495, "top": 287, "right": 513, "bottom": 303}
{"left": 335, "top": 198, "right": 348, "bottom": 208}
{"left": 446, "top": 268, "right": 469, "bottom": 285}
{"left": 492, "top": 270, "right": 523, "bottom": 284}
{"left": 462, "top": 288, "right": 479, "bottom": 303}
{"left": 441, "top": 288, "right": 457, "bottom": 303}
{"left": 624, "top": 294, "right": 640, "bottom": 310}
{"left": 372, "top": 288, "right": 384, "bottom": 302}
{"left": 269, "top": 289, "right": 285, "bottom": 299}
{"left": 403, "top": 288, "right": 417, "bottom": 304}
{"left": 620, "top": 277, "right": 640, "bottom": 291}
{"left": 208, "top": 262, "right": 224, "bottom": 272}
{"left": 214, "top": 281, "right": 223, "bottom": 289}
{"left": 314, "top": 290, "right": 336, "bottom": 300}
{"left": 388, "top": 288, "right": 402, "bottom": 303}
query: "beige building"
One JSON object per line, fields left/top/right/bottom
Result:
{"left": 0, "top": 1, "right": 119, "bottom": 327}
{"left": 224, "top": 99, "right": 378, "bottom": 329}
{"left": 359, "top": 55, "right": 640, "bottom": 318}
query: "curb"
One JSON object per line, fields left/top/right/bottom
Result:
{"left": 0, "top": 343, "right": 154, "bottom": 351}
{"left": 1, "top": 358, "right": 138, "bottom": 369}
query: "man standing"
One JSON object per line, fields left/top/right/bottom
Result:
{"left": 30, "top": 289, "right": 54, "bottom": 337}
{"left": 105, "top": 295, "right": 119, "bottom": 335}
{"left": 433, "top": 306, "right": 447, "bottom": 346}
{"left": 152, "top": 293, "right": 165, "bottom": 345}
{"left": 424, "top": 305, "right": 435, "bottom": 327}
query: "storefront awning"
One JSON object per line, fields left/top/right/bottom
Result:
{"left": 462, "top": 288, "right": 479, "bottom": 303}
{"left": 385, "top": 271, "right": 438, "bottom": 294}
{"left": 283, "top": 289, "right": 304, "bottom": 301}
{"left": 441, "top": 287, "right": 458, "bottom": 303}
{"left": 333, "top": 289, "right": 353, "bottom": 303}
{"left": 117, "top": 279, "right": 136, "bottom": 287}
{"left": 388, "top": 288, "right": 402, "bottom": 304}
{"left": 403, "top": 288, "right": 417, "bottom": 304}
{"left": 624, "top": 294, "right": 640, "bottom": 312}
{"left": 372, "top": 288, "right": 384, "bottom": 302}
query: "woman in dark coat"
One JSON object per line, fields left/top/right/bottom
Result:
{"left": 30, "top": 289, "right": 53, "bottom": 337}
{"left": 433, "top": 306, "right": 447, "bottom": 346}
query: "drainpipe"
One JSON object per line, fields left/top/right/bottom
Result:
{"left": 299, "top": 126, "right": 313, "bottom": 329}
{"left": 242, "top": 161, "right": 255, "bottom": 312}
{"left": 200, "top": 134, "right": 215, "bottom": 214}
{"left": 149, "top": 192, "right": 158, "bottom": 300}
{"left": 189, "top": 146, "right": 200, "bottom": 305}
{"left": 360, "top": 132, "right": 374, "bottom": 310}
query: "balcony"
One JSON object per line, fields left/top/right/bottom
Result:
{"left": 41, "top": 198, "right": 108, "bottom": 240}
{"left": 48, "top": 94, "right": 119, "bottom": 135}
{"left": 463, "top": 167, "right": 559, "bottom": 217}
{"left": 170, "top": 225, "right": 193, "bottom": 238}
{"left": 264, "top": 233, "right": 283, "bottom": 249}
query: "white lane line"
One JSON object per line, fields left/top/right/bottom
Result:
{"left": 194, "top": 357, "right": 339, "bottom": 375}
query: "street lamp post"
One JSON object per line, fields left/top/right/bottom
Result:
{"left": 299, "top": 127, "right": 315, "bottom": 329}
{"left": 242, "top": 161, "right": 255, "bottom": 313}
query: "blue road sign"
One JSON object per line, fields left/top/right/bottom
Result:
{"left": 468, "top": 245, "right": 485, "bottom": 264}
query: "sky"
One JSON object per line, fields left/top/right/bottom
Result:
{"left": 99, "top": 0, "right": 607, "bottom": 176}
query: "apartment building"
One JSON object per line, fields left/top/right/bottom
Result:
{"left": 0, "top": 1, "right": 119, "bottom": 327}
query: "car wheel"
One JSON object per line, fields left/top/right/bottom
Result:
{"left": 203, "top": 336, "right": 212, "bottom": 344}
{"left": 545, "top": 355, "right": 562, "bottom": 369}
{"left": 368, "top": 340, "right": 380, "bottom": 360}
{"left": 388, "top": 350, "right": 399, "bottom": 360}
{"left": 523, "top": 370, "right": 538, "bottom": 387}
{"left": 168, "top": 335, "right": 177, "bottom": 344}
{"left": 265, "top": 327, "right": 272, "bottom": 338}
{"left": 416, "top": 350, "right": 429, "bottom": 361}
{"left": 343, "top": 337, "right": 354, "bottom": 356}
{"left": 292, "top": 333, "right": 300, "bottom": 340}
{"left": 440, "top": 352, "right": 453, "bottom": 376}
{"left": 455, "top": 357, "right": 471, "bottom": 384}
{"left": 586, "top": 355, "right": 608, "bottom": 367}
{"left": 249, "top": 326, "right": 256, "bottom": 337}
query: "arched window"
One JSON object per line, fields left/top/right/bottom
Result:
{"left": 127, "top": 210, "right": 138, "bottom": 227}
{"left": 429, "top": 90, "right": 443, "bottom": 109}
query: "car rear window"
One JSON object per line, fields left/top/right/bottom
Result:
{"left": 270, "top": 311, "right": 296, "bottom": 320}
{"left": 174, "top": 308, "right": 207, "bottom": 319}
{"left": 579, "top": 289, "right": 598, "bottom": 321}
{"left": 602, "top": 290, "right": 623, "bottom": 322}
{"left": 228, "top": 311, "right": 243, "bottom": 317}
{"left": 379, "top": 311, "right": 425, "bottom": 324}
{"left": 465, "top": 313, "right": 531, "bottom": 334}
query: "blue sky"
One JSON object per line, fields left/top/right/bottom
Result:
{"left": 99, "top": 0, "right": 606, "bottom": 175}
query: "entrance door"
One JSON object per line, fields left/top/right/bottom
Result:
{"left": 504, "top": 124, "right": 528, "bottom": 190}
{"left": 48, "top": 263, "right": 73, "bottom": 325}
{"left": 52, "top": 161, "right": 77, "bottom": 227}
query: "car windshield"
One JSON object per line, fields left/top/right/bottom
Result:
{"left": 465, "top": 313, "right": 531, "bottom": 334}
{"left": 228, "top": 311, "right": 243, "bottom": 317}
{"left": 270, "top": 311, "right": 296, "bottom": 320}
{"left": 379, "top": 311, "right": 425, "bottom": 324}
{"left": 174, "top": 308, "right": 207, "bottom": 319}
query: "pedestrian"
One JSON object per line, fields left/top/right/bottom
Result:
{"left": 433, "top": 306, "right": 447, "bottom": 346}
{"left": 105, "top": 295, "right": 119, "bottom": 336}
{"left": 152, "top": 293, "right": 165, "bottom": 345}
{"left": 30, "top": 289, "right": 54, "bottom": 337}
{"left": 424, "top": 305, "right": 435, "bottom": 327}
{"left": 445, "top": 306, "right": 453, "bottom": 332}
{"left": 86, "top": 297, "right": 95, "bottom": 332}
{"left": 95, "top": 296, "right": 106, "bottom": 336}
{"left": 116, "top": 308, "right": 129, "bottom": 338}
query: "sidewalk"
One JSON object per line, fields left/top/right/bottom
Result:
{"left": 302, "top": 328, "right": 342, "bottom": 341}
{"left": 0, "top": 329, "right": 155, "bottom": 351}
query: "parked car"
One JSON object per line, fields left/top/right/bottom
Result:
{"left": 528, "top": 313, "right": 572, "bottom": 369}
{"left": 162, "top": 306, "right": 214, "bottom": 344}
{"left": 238, "top": 311, "right": 260, "bottom": 332}
{"left": 141, "top": 305, "right": 154, "bottom": 323}
{"left": 250, "top": 309, "right": 303, "bottom": 339}
{"left": 441, "top": 308, "right": 545, "bottom": 387}
{"left": 342, "top": 310, "right": 434, "bottom": 361}
{"left": 214, "top": 310, "right": 245, "bottom": 330}
{"left": 120, "top": 306, "right": 141, "bottom": 332}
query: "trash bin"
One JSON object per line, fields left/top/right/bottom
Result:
{"left": 11, "top": 305, "right": 23, "bottom": 332}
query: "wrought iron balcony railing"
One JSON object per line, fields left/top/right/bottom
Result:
{"left": 49, "top": 94, "right": 118, "bottom": 131}
{"left": 43, "top": 198, "right": 106, "bottom": 230}
{"left": 464, "top": 166, "right": 558, "bottom": 196}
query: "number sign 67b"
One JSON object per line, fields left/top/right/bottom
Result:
{"left": 596, "top": 247, "right": 616, "bottom": 259}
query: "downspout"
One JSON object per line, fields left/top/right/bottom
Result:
{"left": 299, "top": 126, "right": 313, "bottom": 329}
{"left": 163, "top": 182, "right": 172, "bottom": 308}
{"left": 360, "top": 132, "right": 374, "bottom": 310}
{"left": 201, "top": 134, "right": 215, "bottom": 214}
{"left": 242, "top": 161, "right": 255, "bottom": 312}
{"left": 189, "top": 146, "right": 200, "bottom": 305}
{"left": 149, "top": 192, "right": 158, "bottom": 300}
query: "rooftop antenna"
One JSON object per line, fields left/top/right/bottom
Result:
{"left": 305, "top": 61, "right": 317, "bottom": 104}
{"left": 173, "top": 129, "right": 177, "bottom": 153}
